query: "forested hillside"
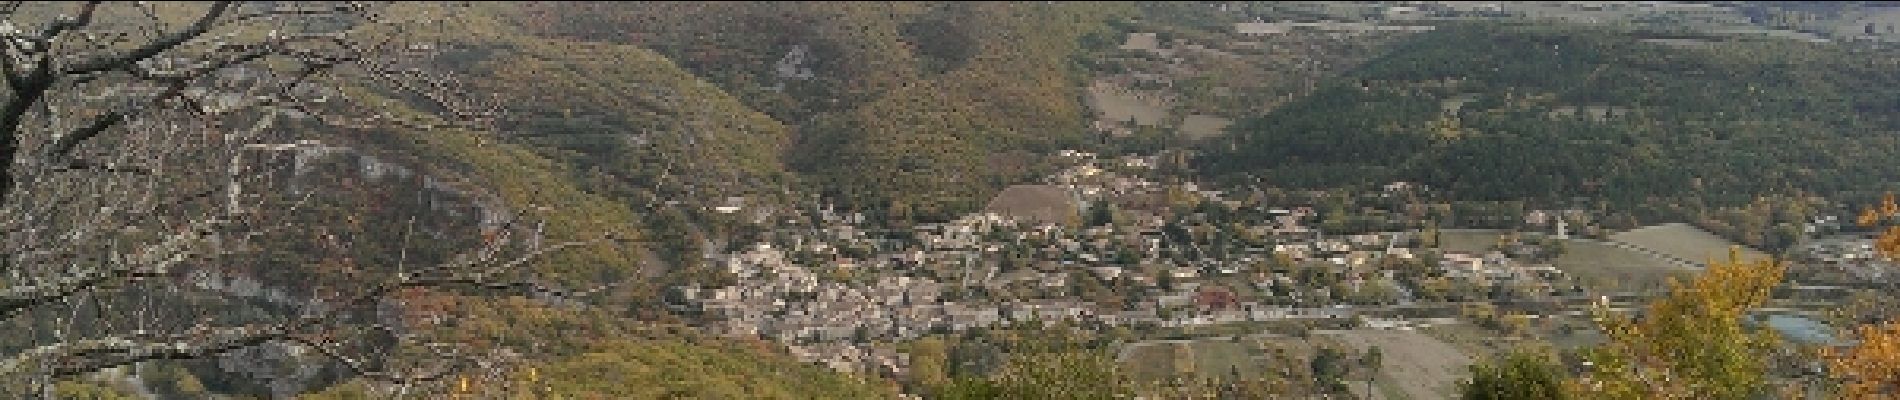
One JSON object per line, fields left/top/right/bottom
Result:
{"left": 1203, "top": 23, "right": 1900, "bottom": 226}
{"left": 513, "top": 2, "right": 1135, "bottom": 223}
{"left": 2, "top": 2, "right": 1139, "bottom": 397}
{"left": 226, "top": 2, "right": 1140, "bottom": 396}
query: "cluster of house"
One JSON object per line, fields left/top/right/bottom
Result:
{"left": 1795, "top": 236, "right": 1897, "bottom": 282}
{"left": 1359, "top": 316, "right": 1460, "bottom": 331}
{"left": 787, "top": 342, "right": 906, "bottom": 378}
{"left": 1438, "top": 251, "right": 1515, "bottom": 282}
{"left": 674, "top": 150, "right": 1584, "bottom": 375}
{"left": 1439, "top": 250, "right": 1562, "bottom": 289}
{"left": 1234, "top": 20, "right": 1436, "bottom": 37}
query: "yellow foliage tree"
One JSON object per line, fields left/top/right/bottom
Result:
{"left": 908, "top": 337, "right": 951, "bottom": 391}
{"left": 1569, "top": 248, "right": 1784, "bottom": 400}
{"left": 1825, "top": 322, "right": 1900, "bottom": 399}
{"left": 1861, "top": 193, "right": 1900, "bottom": 256}
{"left": 1827, "top": 195, "right": 1900, "bottom": 398}
{"left": 984, "top": 350, "right": 1130, "bottom": 400}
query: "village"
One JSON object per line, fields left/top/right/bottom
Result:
{"left": 672, "top": 148, "right": 1612, "bottom": 377}
{"left": 655, "top": 140, "right": 1900, "bottom": 399}
{"left": 658, "top": 3, "right": 1900, "bottom": 393}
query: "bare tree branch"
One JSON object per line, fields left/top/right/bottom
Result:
{"left": 1, "top": 324, "right": 287, "bottom": 378}
{"left": 2, "top": 226, "right": 634, "bottom": 380}
{"left": 280, "top": 334, "right": 464, "bottom": 384}
{"left": 0, "top": 3, "right": 559, "bottom": 395}
{"left": 0, "top": 214, "right": 230, "bottom": 319}
{"left": 46, "top": 158, "right": 151, "bottom": 174}
{"left": 33, "top": 1, "right": 99, "bottom": 44}
{"left": 60, "top": 1, "right": 232, "bottom": 76}
{"left": 0, "top": 53, "right": 54, "bottom": 204}
{"left": 49, "top": 33, "right": 357, "bottom": 160}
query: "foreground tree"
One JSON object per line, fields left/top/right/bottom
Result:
{"left": 0, "top": 2, "right": 586, "bottom": 397}
{"left": 1460, "top": 348, "right": 1568, "bottom": 400}
{"left": 935, "top": 327, "right": 1131, "bottom": 400}
{"left": 1569, "top": 248, "right": 1784, "bottom": 399}
{"left": 1826, "top": 195, "right": 1900, "bottom": 398}
{"left": 1824, "top": 321, "right": 1900, "bottom": 399}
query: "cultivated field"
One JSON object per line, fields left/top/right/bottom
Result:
{"left": 1119, "top": 334, "right": 1312, "bottom": 384}
{"left": 1178, "top": 114, "right": 1234, "bottom": 140}
{"left": 1420, "top": 322, "right": 1504, "bottom": 359}
{"left": 1552, "top": 239, "right": 1696, "bottom": 292}
{"left": 1322, "top": 330, "right": 1473, "bottom": 400}
{"left": 1434, "top": 228, "right": 1702, "bottom": 291}
{"left": 1119, "top": 337, "right": 1268, "bottom": 382}
{"left": 982, "top": 184, "right": 1077, "bottom": 225}
{"left": 1609, "top": 223, "right": 1770, "bottom": 266}
{"left": 1190, "top": 339, "right": 1270, "bottom": 378}
{"left": 1437, "top": 230, "right": 1507, "bottom": 254}
{"left": 1087, "top": 81, "right": 1171, "bottom": 127}
{"left": 1435, "top": 229, "right": 1693, "bottom": 291}
{"left": 1119, "top": 341, "right": 1180, "bottom": 382}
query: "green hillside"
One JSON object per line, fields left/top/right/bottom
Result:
{"left": 1203, "top": 23, "right": 1900, "bottom": 222}
{"left": 510, "top": 2, "right": 1134, "bottom": 224}
{"left": 301, "top": 330, "right": 899, "bottom": 399}
{"left": 6, "top": 3, "right": 846, "bottom": 397}
{"left": 520, "top": 339, "right": 898, "bottom": 399}
{"left": 798, "top": 3, "right": 1134, "bottom": 223}
{"left": 290, "top": 5, "right": 1143, "bottom": 397}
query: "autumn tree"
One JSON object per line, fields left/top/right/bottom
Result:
{"left": 1857, "top": 193, "right": 1900, "bottom": 262}
{"left": 1826, "top": 194, "right": 1900, "bottom": 398}
{"left": 983, "top": 349, "right": 1128, "bottom": 400}
{"left": 0, "top": 2, "right": 592, "bottom": 397}
{"left": 1824, "top": 322, "right": 1900, "bottom": 399}
{"left": 1569, "top": 248, "right": 1785, "bottom": 399}
{"left": 936, "top": 328, "right": 1131, "bottom": 400}
{"left": 905, "top": 337, "right": 951, "bottom": 394}
{"left": 1460, "top": 347, "right": 1568, "bottom": 400}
